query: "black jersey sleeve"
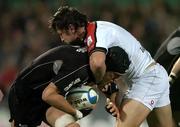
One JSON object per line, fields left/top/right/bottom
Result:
{"left": 51, "top": 64, "right": 94, "bottom": 96}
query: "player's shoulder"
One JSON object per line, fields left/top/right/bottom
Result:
{"left": 56, "top": 45, "right": 86, "bottom": 51}
{"left": 35, "top": 45, "right": 83, "bottom": 58}
{"left": 96, "top": 21, "right": 120, "bottom": 29}
{"left": 96, "top": 21, "right": 124, "bottom": 37}
{"left": 60, "top": 45, "right": 88, "bottom": 54}
{"left": 96, "top": 21, "right": 115, "bottom": 25}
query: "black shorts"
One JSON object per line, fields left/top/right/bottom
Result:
{"left": 8, "top": 85, "right": 50, "bottom": 127}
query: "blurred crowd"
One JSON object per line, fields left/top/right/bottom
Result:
{"left": 0, "top": 0, "right": 179, "bottom": 101}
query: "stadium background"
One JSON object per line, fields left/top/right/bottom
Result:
{"left": 0, "top": 0, "right": 179, "bottom": 126}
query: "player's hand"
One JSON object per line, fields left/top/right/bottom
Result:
{"left": 105, "top": 98, "right": 120, "bottom": 119}
{"left": 74, "top": 109, "right": 83, "bottom": 120}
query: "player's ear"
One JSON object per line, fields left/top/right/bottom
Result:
{"left": 68, "top": 24, "right": 76, "bottom": 33}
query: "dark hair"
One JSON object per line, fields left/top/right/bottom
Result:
{"left": 50, "top": 6, "right": 88, "bottom": 32}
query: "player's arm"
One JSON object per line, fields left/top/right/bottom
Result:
{"left": 97, "top": 72, "right": 121, "bottom": 101}
{"left": 98, "top": 72, "right": 122, "bottom": 118}
{"left": 101, "top": 75, "right": 128, "bottom": 118}
{"left": 42, "top": 82, "right": 82, "bottom": 119}
{"left": 89, "top": 51, "right": 106, "bottom": 84}
{"left": 169, "top": 57, "right": 180, "bottom": 85}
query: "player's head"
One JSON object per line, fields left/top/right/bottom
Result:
{"left": 51, "top": 6, "right": 87, "bottom": 31}
{"left": 50, "top": 6, "right": 88, "bottom": 44}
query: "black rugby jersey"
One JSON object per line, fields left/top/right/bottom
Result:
{"left": 14, "top": 45, "right": 94, "bottom": 97}
{"left": 154, "top": 27, "right": 180, "bottom": 72}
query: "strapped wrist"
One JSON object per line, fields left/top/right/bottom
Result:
{"left": 74, "top": 109, "right": 83, "bottom": 120}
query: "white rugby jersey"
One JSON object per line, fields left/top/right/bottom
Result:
{"left": 84, "top": 21, "right": 154, "bottom": 79}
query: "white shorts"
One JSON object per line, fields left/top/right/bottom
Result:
{"left": 124, "top": 63, "right": 170, "bottom": 110}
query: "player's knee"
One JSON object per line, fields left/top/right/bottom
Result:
{"left": 55, "top": 114, "right": 76, "bottom": 127}
{"left": 158, "top": 120, "right": 176, "bottom": 127}
{"left": 10, "top": 120, "right": 15, "bottom": 127}
{"left": 116, "top": 115, "right": 143, "bottom": 127}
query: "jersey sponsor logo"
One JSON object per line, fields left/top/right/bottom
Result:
{"left": 149, "top": 100, "right": 155, "bottom": 107}
{"left": 64, "top": 78, "right": 81, "bottom": 91}
{"left": 53, "top": 60, "right": 63, "bottom": 75}
{"left": 70, "top": 98, "right": 88, "bottom": 105}
{"left": 87, "top": 36, "right": 93, "bottom": 47}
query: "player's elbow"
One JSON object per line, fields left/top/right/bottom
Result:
{"left": 42, "top": 88, "right": 50, "bottom": 102}
{"left": 42, "top": 82, "right": 57, "bottom": 102}
{"left": 90, "top": 57, "right": 105, "bottom": 71}
{"left": 91, "top": 60, "right": 104, "bottom": 71}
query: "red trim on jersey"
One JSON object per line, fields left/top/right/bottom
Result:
{"left": 84, "top": 22, "right": 97, "bottom": 53}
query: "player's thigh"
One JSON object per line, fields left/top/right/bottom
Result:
{"left": 172, "top": 110, "right": 180, "bottom": 127}
{"left": 117, "top": 98, "right": 151, "bottom": 127}
{"left": 147, "top": 104, "right": 176, "bottom": 127}
{"left": 10, "top": 120, "right": 15, "bottom": 127}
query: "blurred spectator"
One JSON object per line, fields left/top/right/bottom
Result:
{"left": 0, "top": 89, "right": 4, "bottom": 102}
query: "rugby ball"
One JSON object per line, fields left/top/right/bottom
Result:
{"left": 65, "top": 86, "right": 99, "bottom": 111}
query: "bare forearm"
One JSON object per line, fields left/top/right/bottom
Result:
{"left": 89, "top": 51, "right": 107, "bottom": 84}
{"left": 42, "top": 83, "right": 76, "bottom": 116}
{"left": 91, "top": 63, "right": 106, "bottom": 83}
{"left": 170, "top": 57, "right": 180, "bottom": 77}
{"left": 46, "top": 93, "right": 76, "bottom": 116}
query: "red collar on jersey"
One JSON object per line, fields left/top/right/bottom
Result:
{"left": 84, "top": 22, "right": 97, "bottom": 53}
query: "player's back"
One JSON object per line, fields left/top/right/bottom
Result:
{"left": 13, "top": 45, "right": 89, "bottom": 99}
{"left": 96, "top": 21, "right": 154, "bottom": 79}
